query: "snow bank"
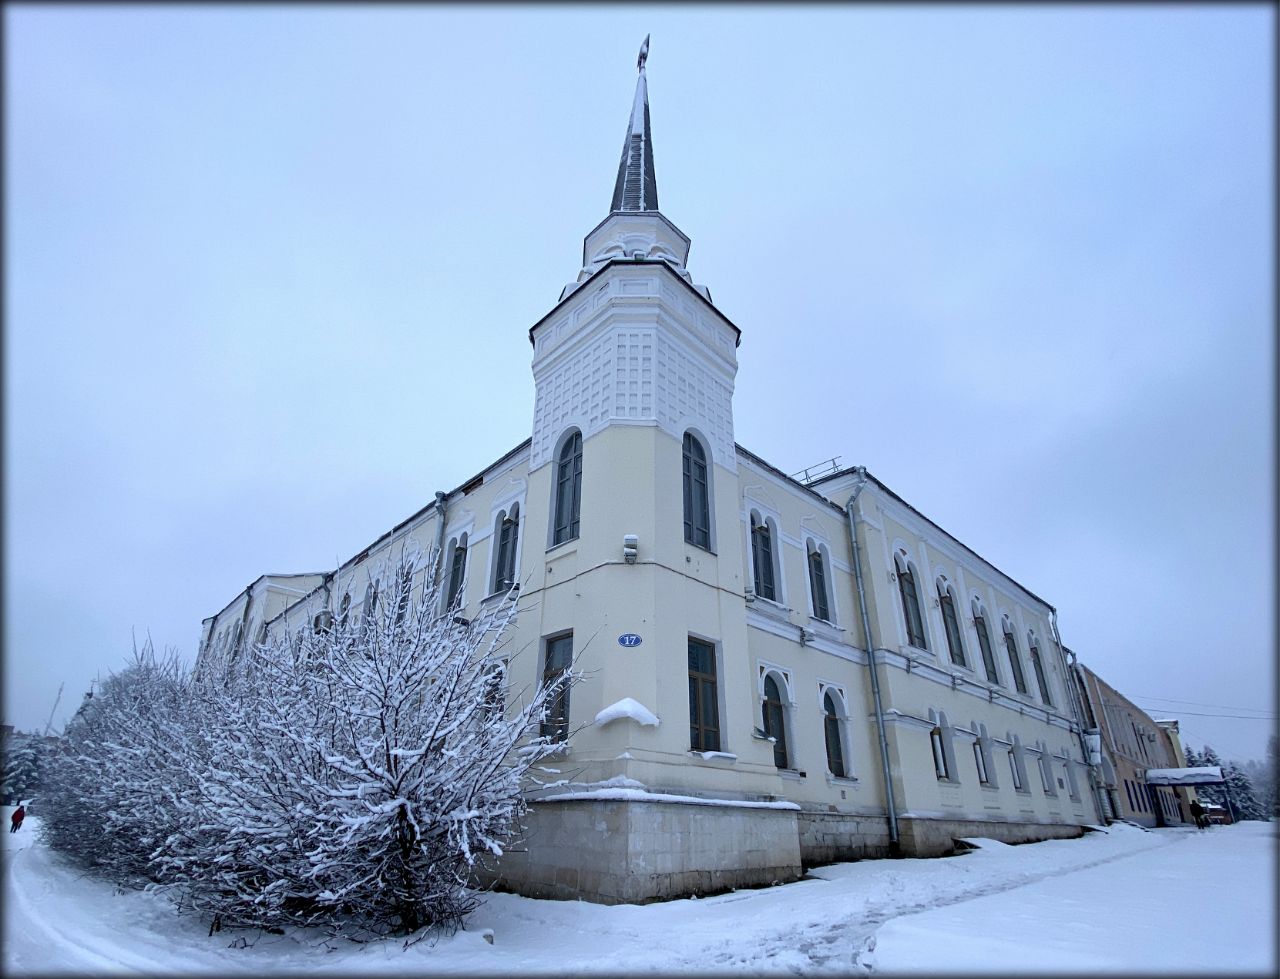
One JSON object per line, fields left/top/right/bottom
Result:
{"left": 593, "top": 697, "right": 659, "bottom": 727}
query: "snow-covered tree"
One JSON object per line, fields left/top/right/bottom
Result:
{"left": 2, "top": 733, "right": 43, "bottom": 805}
{"left": 170, "top": 551, "right": 569, "bottom": 937}
{"left": 38, "top": 645, "right": 198, "bottom": 888}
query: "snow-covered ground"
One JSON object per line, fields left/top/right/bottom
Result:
{"left": 4, "top": 806, "right": 1274, "bottom": 975}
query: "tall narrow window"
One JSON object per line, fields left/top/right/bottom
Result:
{"left": 931, "top": 727, "right": 951, "bottom": 780}
{"left": 540, "top": 633, "right": 572, "bottom": 742}
{"left": 1003, "top": 625, "right": 1028, "bottom": 695}
{"left": 552, "top": 432, "right": 582, "bottom": 545}
{"left": 1029, "top": 643, "right": 1052, "bottom": 705}
{"left": 939, "top": 584, "right": 966, "bottom": 667}
{"left": 338, "top": 593, "right": 351, "bottom": 629}
{"left": 762, "top": 675, "right": 789, "bottom": 768}
{"left": 394, "top": 565, "right": 413, "bottom": 625}
{"left": 808, "top": 543, "right": 830, "bottom": 622}
{"left": 823, "top": 690, "right": 846, "bottom": 777}
{"left": 973, "top": 740, "right": 990, "bottom": 785}
{"left": 688, "top": 638, "right": 720, "bottom": 751}
{"left": 896, "top": 559, "right": 926, "bottom": 649}
{"left": 751, "top": 515, "right": 776, "bottom": 602}
{"left": 973, "top": 612, "right": 1000, "bottom": 684}
{"left": 682, "top": 433, "right": 711, "bottom": 549}
{"left": 493, "top": 505, "right": 520, "bottom": 593}
{"left": 1009, "top": 746, "right": 1024, "bottom": 790}
{"left": 446, "top": 539, "right": 467, "bottom": 609}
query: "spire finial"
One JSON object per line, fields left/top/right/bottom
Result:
{"left": 637, "top": 34, "right": 649, "bottom": 73}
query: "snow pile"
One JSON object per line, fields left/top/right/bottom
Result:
{"left": 6, "top": 806, "right": 1274, "bottom": 976}
{"left": 537, "top": 787, "right": 801, "bottom": 810}
{"left": 593, "top": 698, "right": 660, "bottom": 727}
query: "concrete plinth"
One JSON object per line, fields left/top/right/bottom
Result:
{"left": 487, "top": 797, "right": 802, "bottom": 904}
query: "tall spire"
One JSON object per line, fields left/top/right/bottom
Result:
{"left": 610, "top": 35, "right": 658, "bottom": 213}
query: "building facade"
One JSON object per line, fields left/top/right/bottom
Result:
{"left": 198, "top": 46, "right": 1109, "bottom": 904}
{"left": 1073, "top": 663, "right": 1188, "bottom": 827}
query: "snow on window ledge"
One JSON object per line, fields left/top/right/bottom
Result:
{"left": 594, "top": 697, "right": 660, "bottom": 728}
{"left": 688, "top": 750, "right": 738, "bottom": 767}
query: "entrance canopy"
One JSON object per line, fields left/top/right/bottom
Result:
{"left": 1144, "top": 765, "right": 1223, "bottom": 786}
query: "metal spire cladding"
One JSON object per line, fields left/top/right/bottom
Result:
{"left": 610, "top": 35, "right": 658, "bottom": 213}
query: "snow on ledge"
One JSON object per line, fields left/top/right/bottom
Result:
{"left": 594, "top": 697, "right": 660, "bottom": 727}
{"left": 1144, "top": 766, "right": 1223, "bottom": 785}
{"left": 536, "top": 787, "right": 800, "bottom": 810}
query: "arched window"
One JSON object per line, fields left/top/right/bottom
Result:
{"left": 552, "top": 431, "right": 582, "bottom": 546}
{"left": 823, "top": 689, "right": 846, "bottom": 777}
{"left": 1029, "top": 639, "right": 1053, "bottom": 706}
{"left": 938, "top": 580, "right": 966, "bottom": 668}
{"left": 363, "top": 580, "right": 378, "bottom": 621}
{"left": 394, "top": 565, "right": 413, "bottom": 625}
{"left": 682, "top": 432, "right": 711, "bottom": 549}
{"left": 338, "top": 592, "right": 351, "bottom": 629}
{"left": 807, "top": 540, "right": 831, "bottom": 622}
{"left": 750, "top": 513, "right": 778, "bottom": 602}
{"left": 1008, "top": 736, "right": 1028, "bottom": 791}
{"left": 928, "top": 709, "right": 957, "bottom": 781}
{"left": 445, "top": 534, "right": 468, "bottom": 610}
{"left": 492, "top": 505, "right": 520, "bottom": 593}
{"left": 762, "top": 674, "right": 789, "bottom": 768}
{"left": 1002, "top": 620, "right": 1029, "bottom": 695}
{"left": 972, "top": 724, "right": 997, "bottom": 787}
{"left": 895, "top": 553, "right": 926, "bottom": 649}
{"left": 972, "top": 602, "right": 1000, "bottom": 685}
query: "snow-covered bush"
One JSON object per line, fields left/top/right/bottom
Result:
{"left": 38, "top": 643, "right": 197, "bottom": 888}
{"left": 43, "top": 552, "right": 571, "bottom": 938}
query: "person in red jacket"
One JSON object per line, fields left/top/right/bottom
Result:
{"left": 10, "top": 804, "right": 26, "bottom": 833}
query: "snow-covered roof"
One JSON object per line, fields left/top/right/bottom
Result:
{"left": 610, "top": 44, "right": 659, "bottom": 213}
{"left": 1144, "top": 766, "right": 1223, "bottom": 785}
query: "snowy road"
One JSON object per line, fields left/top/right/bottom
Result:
{"left": 4, "top": 809, "right": 1274, "bottom": 975}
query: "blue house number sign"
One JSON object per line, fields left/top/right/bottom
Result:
{"left": 617, "top": 633, "right": 643, "bottom": 648}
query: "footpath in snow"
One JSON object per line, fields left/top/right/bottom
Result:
{"left": 4, "top": 806, "right": 1275, "bottom": 975}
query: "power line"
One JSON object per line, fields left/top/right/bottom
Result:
{"left": 1137, "top": 706, "right": 1276, "bottom": 720}
{"left": 1133, "top": 694, "right": 1273, "bottom": 714}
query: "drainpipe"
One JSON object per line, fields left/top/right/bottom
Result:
{"left": 844, "top": 468, "right": 900, "bottom": 853}
{"left": 1049, "top": 611, "right": 1107, "bottom": 826}
{"left": 431, "top": 490, "right": 449, "bottom": 588}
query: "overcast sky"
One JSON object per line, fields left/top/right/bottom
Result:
{"left": 6, "top": 6, "right": 1274, "bottom": 761}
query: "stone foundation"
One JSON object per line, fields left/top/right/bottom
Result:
{"left": 486, "top": 797, "right": 803, "bottom": 904}
{"left": 896, "top": 815, "right": 1085, "bottom": 857}
{"left": 797, "top": 809, "right": 894, "bottom": 866}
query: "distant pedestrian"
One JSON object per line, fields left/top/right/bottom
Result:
{"left": 1189, "top": 799, "right": 1206, "bottom": 830}
{"left": 9, "top": 804, "right": 25, "bottom": 833}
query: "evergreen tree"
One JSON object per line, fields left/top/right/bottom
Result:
{"left": 1223, "top": 761, "right": 1265, "bottom": 821}
{"left": 1, "top": 734, "right": 43, "bottom": 804}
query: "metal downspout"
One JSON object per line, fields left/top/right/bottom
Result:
{"left": 431, "top": 490, "right": 449, "bottom": 588}
{"left": 845, "top": 468, "right": 900, "bottom": 851}
{"left": 1049, "top": 610, "right": 1107, "bottom": 825}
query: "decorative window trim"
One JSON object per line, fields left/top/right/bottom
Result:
{"left": 748, "top": 508, "right": 784, "bottom": 605}
{"left": 819, "top": 682, "right": 853, "bottom": 779}
{"left": 488, "top": 500, "right": 524, "bottom": 597}
{"left": 893, "top": 549, "right": 928, "bottom": 651}
{"left": 805, "top": 537, "right": 836, "bottom": 625}
{"left": 758, "top": 664, "right": 795, "bottom": 770}
{"left": 683, "top": 430, "right": 715, "bottom": 551}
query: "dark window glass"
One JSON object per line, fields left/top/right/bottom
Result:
{"left": 541, "top": 633, "right": 572, "bottom": 742}
{"left": 553, "top": 432, "right": 582, "bottom": 545}
{"left": 752, "top": 519, "right": 776, "bottom": 601}
{"left": 809, "top": 549, "right": 830, "bottom": 621}
{"left": 688, "top": 638, "right": 720, "bottom": 751}
{"left": 1009, "top": 748, "right": 1023, "bottom": 790}
{"left": 974, "top": 740, "right": 990, "bottom": 784}
{"left": 1029, "top": 646, "right": 1052, "bottom": 705}
{"left": 974, "top": 614, "right": 1000, "bottom": 684}
{"left": 682, "top": 434, "right": 711, "bottom": 549}
{"left": 762, "top": 675, "right": 788, "bottom": 768}
{"left": 446, "top": 545, "right": 467, "bottom": 609}
{"left": 494, "top": 507, "right": 520, "bottom": 592}
{"left": 940, "top": 588, "right": 967, "bottom": 667}
{"left": 931, "top": 727, "right": 950, "bottom": 779}
{"left": 823, "top": 691, "right": 845, "bottom": 777}
{"left": 897, "top": 565, "right": 926, "bottom": 648}
{"left": 1004, "top": 629, "right": 1028, "bottom": 694}
{"left": 395, "top": 566, "right": 413, "bottom": 625}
